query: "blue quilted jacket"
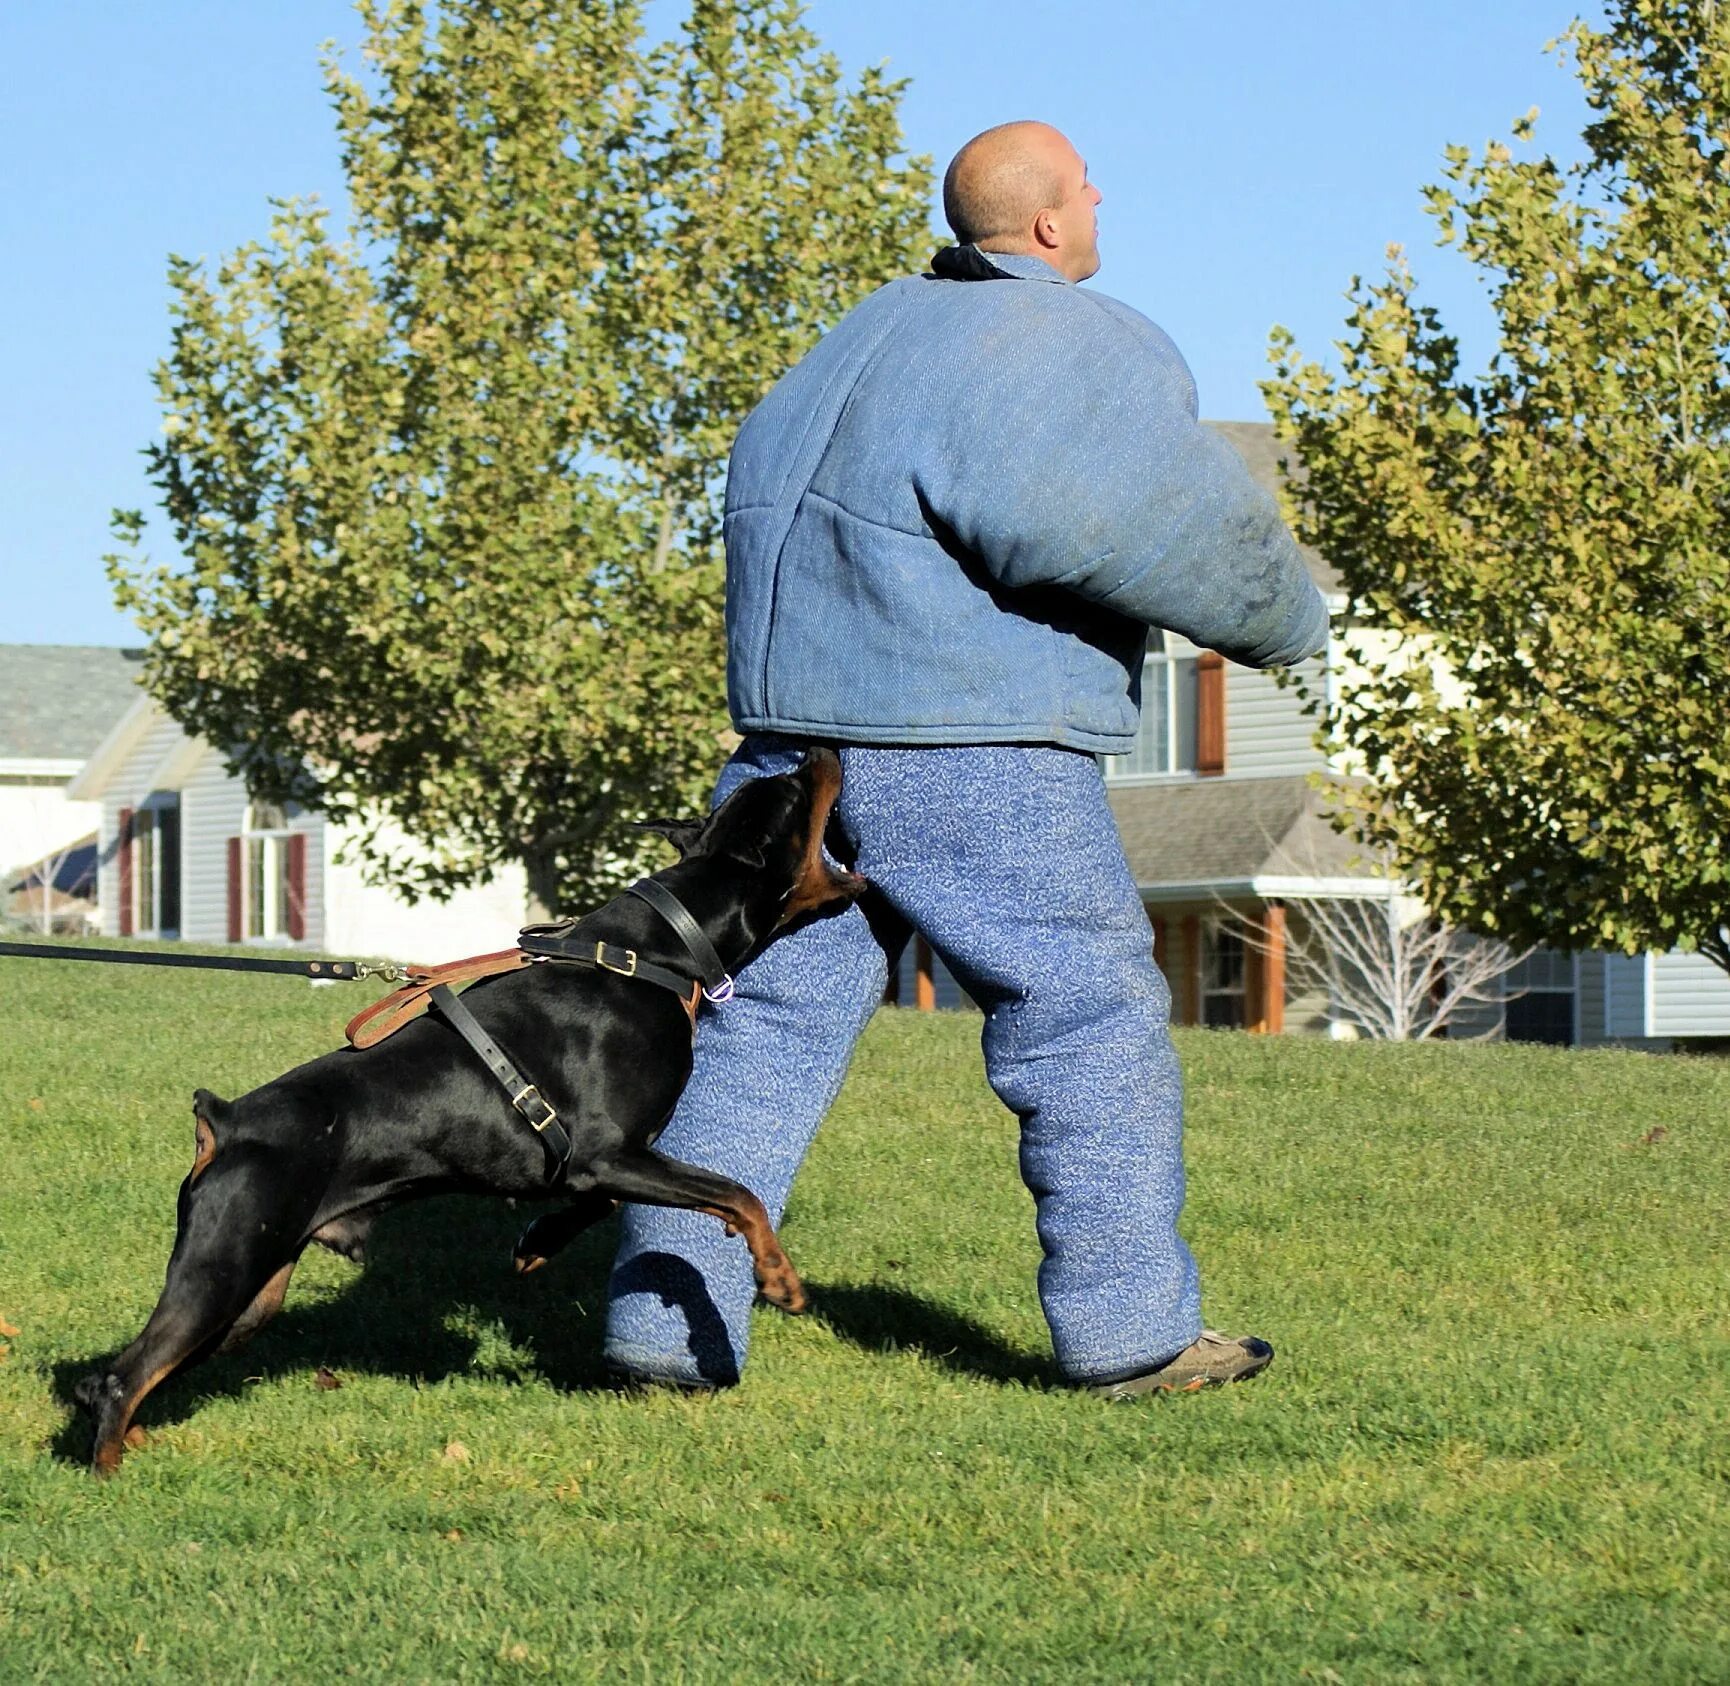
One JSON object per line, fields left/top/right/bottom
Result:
{"left": 723, "top": 247, "right": 1329, "bottom": 754}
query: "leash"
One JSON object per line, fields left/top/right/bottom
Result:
{"left": 0, "top": 940, "right": 405, "bottom": 983}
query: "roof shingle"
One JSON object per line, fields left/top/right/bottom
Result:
{"left": 0, "top": 645, "right": 146, "bottom": 761}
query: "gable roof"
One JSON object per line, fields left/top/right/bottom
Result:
{"left": 0, "top": 644, "right": 147, "bottom": 762}
{"left": 1107, "top": 773, "right": 1386, "bottom": 896}
{"left": 1202, "top": 421, "right": 1341, "bottom": 597}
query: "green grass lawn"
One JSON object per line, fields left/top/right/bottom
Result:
{"left": 2, "top": 946, "right": 1727, "bottom": 1682}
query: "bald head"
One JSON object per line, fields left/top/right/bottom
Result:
{"left": 941, "top": 122, "right": 1102, "bottom": 282}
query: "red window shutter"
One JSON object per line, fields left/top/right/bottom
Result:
{"left": 117, "top": 808, "right": 134, "bottom": 937}
{"left": 1196, "top": 651, "right": 1226, "bottom": 776}
{"left": 286, "top": 832, "right": 307, "bottom": 941}
{"left": 227, "top": 836, "right": 243, "bottom": 942}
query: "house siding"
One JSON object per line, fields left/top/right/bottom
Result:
{"left": 1602, "top": 952, "right": 1651, "bottom": 1041}
{"left": 1224, "top": 655, "right": 1327, "bottom": 779}
{"left": 96, "top": 714, "right": 185, "bottom": 938}
{"left": 1648, "top": 950, "right": 1730, "bottom": 1038}
{"left": 322, "top": 817, "right": 526, "bottom": 962}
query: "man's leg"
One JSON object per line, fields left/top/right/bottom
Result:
{"left": 841, "top": 745, "right": 1203, "bottom": 1383}
{"left": 603, "top": 739, "right": 894, "bottom": 1388}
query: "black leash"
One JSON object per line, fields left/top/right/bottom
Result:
{"left": 0, "top": 940, "right": 402, "bottom": 982}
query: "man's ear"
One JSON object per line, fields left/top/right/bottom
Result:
{"left": 634, "top": 817, "right": 705, "bottom": 860}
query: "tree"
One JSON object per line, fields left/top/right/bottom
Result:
{"left": 1263, "top": 0, "right": 1730, "bottom": 975}
{"left": 1220, "top": 889, "right": 1533, "bottom": 1042}
{"left": 108, "top": 0, "right": 932, "bottom": 915}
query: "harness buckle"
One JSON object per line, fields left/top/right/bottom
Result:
{"left": 594, "top": 942, "right": 639, "bottom": 978}
{"left": 512, "top": 1085, "right": 558, "bottom": 1133}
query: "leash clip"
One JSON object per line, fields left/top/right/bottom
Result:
{"left": 703, "top": 975, "right": 735, "bottom": 1005}
{"left": 355, "top": 960, "right": 408, "bottom": 984}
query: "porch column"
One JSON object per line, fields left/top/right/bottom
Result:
{"left": 1249, "top": 902, "right": 1286, "bottom": 1034}
{"left": 1178, "top": 914, "right": 1201, "bottom": 1025}
{"left": 914, "top": 934, "right": 936, "bottom": 1011}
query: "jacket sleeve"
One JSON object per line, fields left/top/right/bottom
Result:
{"left": 914, "top": 297, "right": 1329, "bottom": 669}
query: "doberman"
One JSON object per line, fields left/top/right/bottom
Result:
{"left": 75, "top": 748, "right": 865, "bottom": 1475}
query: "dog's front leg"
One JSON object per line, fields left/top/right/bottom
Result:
{"left": 512, "top": 1189, "right": 617, "bottom": 1274}
{"left": 592, "top": 1149, "right": 808, "bottom": 1314}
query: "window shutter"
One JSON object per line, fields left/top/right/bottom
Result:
{"left": 1196, "top": 651, "right": 1226, "bottom": 777}
{"left": 158, "top": 800, "right": 182, "bottom": 936}
{"left": 227, "top": 836, "right": 243, "bottom": 942}
{"left": 286, "top": 832, "right": 307, "bottom": 942}
{"left": 117, "top": 807, "right": 134, "bottom": 937}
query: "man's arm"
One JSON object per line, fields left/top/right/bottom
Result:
{"left": 915, "top": 302, "right": 1328, "bottom": 669}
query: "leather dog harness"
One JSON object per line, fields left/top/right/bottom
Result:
{"left": 341, "top": 879, "right": 733, "bottom": 1183}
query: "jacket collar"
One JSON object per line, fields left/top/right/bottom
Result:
{"left": 927, "top": 244, "right": 1073, "bottom": 286}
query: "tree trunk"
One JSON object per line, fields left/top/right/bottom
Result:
{"left": 523, "top": 845, "right": 564, "bottom": 925}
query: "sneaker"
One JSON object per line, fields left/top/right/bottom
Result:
{"left": 1085, "top": 1330, "right": 1274, "bottom": 1399}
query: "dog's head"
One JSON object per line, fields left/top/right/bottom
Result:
{"left": 639, "top": 747, "right": 867, "bottom": 934}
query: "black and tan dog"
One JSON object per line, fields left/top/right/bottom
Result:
{"left": 75, "top": 748, "right": 864, "bottom": 1475}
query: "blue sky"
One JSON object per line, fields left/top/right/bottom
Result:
{"left": 1, "top": 0, "right": 1593, "bottom": 646}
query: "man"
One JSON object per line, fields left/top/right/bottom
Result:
{"left": 604, "top": 121, "right": 1327, "bottom": 1397}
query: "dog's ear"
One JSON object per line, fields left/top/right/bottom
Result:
{"left": 634, "top": 818, "right": 706, "bottom": 860}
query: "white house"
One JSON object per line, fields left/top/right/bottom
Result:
{"left": 1, "top": 645, "right": 148, "bottom": 930}
{"left": 66, "top": 693, "right": 527, "bottom": 962}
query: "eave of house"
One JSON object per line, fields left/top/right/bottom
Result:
{"left": 1136, "top": 873, "right": 1409, "bottom": 904}
{"left": 64, "top": 695, "right": 158, "bottom": 801}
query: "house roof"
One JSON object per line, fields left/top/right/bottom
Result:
{"left": 1107, "top": 773, "right": 1384, "bottom": 897}
{"left": 1202, "top": 421, "right": 1341, "bottom": 597}
{"left": 0, "top": 644, "right": 146, "bottom": 762}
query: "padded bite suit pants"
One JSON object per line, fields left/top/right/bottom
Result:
{"left": 603, "top": 736, "right": 1203, "bottom": 1386}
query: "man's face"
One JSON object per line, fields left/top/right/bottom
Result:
{"left": 1048, "top": 144, "right": 1102, "bottom": 282}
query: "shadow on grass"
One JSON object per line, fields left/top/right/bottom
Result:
{"left": 807, "top": 1282, "right": 1051, "bottom": 1387}
{"left": 49, "top": 1194, "right": 621, "bottom": 1468}
{"left": 50, "top": 1204, "right": 1052, "bottom": 1468}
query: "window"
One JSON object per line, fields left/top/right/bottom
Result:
{"left": 1104, "top": 633, "right": 1198, "bottom": 779}
{"left": 1201, "top": 917, "right": 1247, "bottom": 1028}
{"left": 128, "top": 796, "right": 181, "bottom": 936}
{"left": 242, "top": 802, "right": 295, "bottom": 941}
{"left": 1505, "top": 948, "right": 1575, "bottom": 1046}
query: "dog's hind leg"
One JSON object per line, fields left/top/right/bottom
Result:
{"left": 592, "top": 1149, "right": 807, "bottom": 1314}
{"left": 513, "top": 1189, "right": 617, "bottom": 1274}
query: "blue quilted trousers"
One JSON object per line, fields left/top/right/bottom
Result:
{"left": 603, "top": 735, "right": 1203, "bottom": 1386}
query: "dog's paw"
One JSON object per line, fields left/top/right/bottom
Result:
{"left": 757, "top": 1272, "right": 809, "bottom": 1315}
{"left": 513, "top": 1250, "right": 548, "bottom": 1275}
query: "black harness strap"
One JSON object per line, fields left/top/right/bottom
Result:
{"left": 515, "top": 929, "right": 699, "bottom": 999}
{"left": 427, "top": 983, "right": 574, "bottom": 1181}
{"left": 623, "top": 879, "right": 733, "bottom": 998}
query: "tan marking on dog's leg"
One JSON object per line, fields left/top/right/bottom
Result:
{"left": 696, "top": 1193, "right": 807, "bottom": 1314}
{"left": 215, "top": 1259, "right": 297, "bottom": 1353}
